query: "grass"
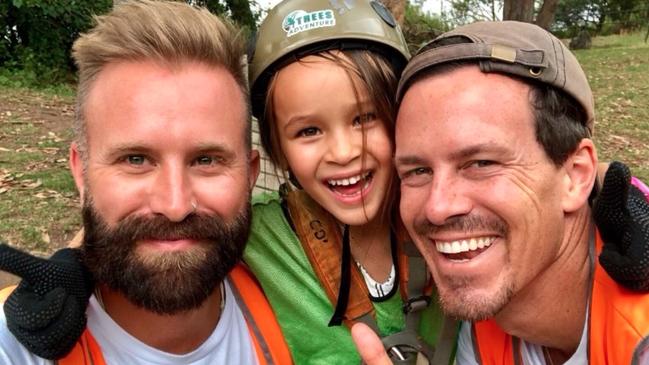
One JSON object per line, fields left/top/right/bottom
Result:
{"left": 573, "top": 32, "right": 649, "bottom": 180}
{"left": 0, "top": 31, "right": 647, "bottom": 254}
{"left": 0, "top": 85, "right": 79, "bottom": 253}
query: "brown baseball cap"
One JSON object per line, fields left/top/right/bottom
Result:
{"left": 396, "top": 21, "right": 595, "bottom": 132}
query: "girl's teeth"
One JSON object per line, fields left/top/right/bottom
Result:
{"left": 328, "top": 172, "right": 369, "bottom": 186}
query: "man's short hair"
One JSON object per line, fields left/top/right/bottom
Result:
{"left": 72, "top": 0, "right": 250, "bottom": 158}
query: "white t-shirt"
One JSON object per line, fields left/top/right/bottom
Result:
{"left": 0, "top": 279, "right": 258, "bottom": 365}
{"left": 456, "top": 319, "right": 588, "bottom": 365}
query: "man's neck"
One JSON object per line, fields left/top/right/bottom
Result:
{"left": 98, "top": 282, "right": 224, "bottom": 354}
{"left": 495, "top": 208, "right": 593, "bottom": 358}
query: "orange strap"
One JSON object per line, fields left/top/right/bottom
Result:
{"left": 472, "top": 230, "right": 649, "bottom": 365}
{"left": 471, "top": 320, "right": 517, "bottom": 365}
{"left": 57, "top": 330, "right": 105, "bottom": 365}
{"left": 285, "top": 189, "right": 373, "bottom": 328}
{"left": 228, "top": 264, "right": 293, "bottom": 365}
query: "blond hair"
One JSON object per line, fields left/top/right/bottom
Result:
{"left": 72, "top": 0, "right": 249, "bottom": 157}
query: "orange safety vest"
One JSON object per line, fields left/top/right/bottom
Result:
{"left": 470, "top": 231, "right": 649, "bottom": 365}
{"left": 1, "top": 263, "right": 292, "bottom": 365}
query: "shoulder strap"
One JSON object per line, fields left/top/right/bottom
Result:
{"left": 472, "top": 320, "right": 517, "bottom": 365}
{"left": 57, "top": 330, "right": 105, "bottom": 365}
{"left": 228, "top": 263, "right": 293, "bottom": 365}
{"left": 284, "top": 189, "right": 374, "bottom": 328}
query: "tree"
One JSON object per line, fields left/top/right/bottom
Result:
{"left": 449, "top": 0, "right": 563, "bottom": 30}
{"left": 534, "top": 0, "right": 559, "bottom": 29}
{"left": 2, "top": 0, "right": 113, "bottom": 82}
{"left": 403, "top": 1, "right": 449, "bottom": 52}
{"left": 449, "top": 0, "right": 502, "bottom": 25}
{"left": 503, "top": 0, "right": 534, "bottom": 22}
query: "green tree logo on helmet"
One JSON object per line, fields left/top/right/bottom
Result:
{"left": 282, "top": 9, "right": 336, "bottom": 37}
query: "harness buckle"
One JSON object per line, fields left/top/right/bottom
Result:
{"left": 402, "top": 295, "right": 431, "bottom": 314}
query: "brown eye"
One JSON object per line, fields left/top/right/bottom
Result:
{"left": 353, "top": 112, "right": 376, "bottom": 126}
{"left": 297, "top": 127, "right": 320, "bottom": 137}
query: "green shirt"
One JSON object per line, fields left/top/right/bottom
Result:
{"left": 244, "top": 192, "right": 446, "bottom": 364}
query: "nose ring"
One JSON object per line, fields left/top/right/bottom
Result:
{"left": 191, "top": 201, "right": 198, "bottom": 213}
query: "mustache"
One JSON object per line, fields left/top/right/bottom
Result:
{"left": 81, "top": 207, "right": 243, "bottom": 246}
{"left": 413, "top": 214, "right": 508, "bottom": 237}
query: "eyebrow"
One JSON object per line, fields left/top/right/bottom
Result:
{"left": 283, "top": 99, "right": 375, "bottom": 129}
{"left": 394, "top": 155, "right": 427, "bottom": 167}
{"left": 105, "top": 142, "right": 236, "bottom": 160}
{"left": 394, "top": 142, "right": 509, "bottom": 166}
{"left": 448, "top": 143, "right": 509, "bottom": 160}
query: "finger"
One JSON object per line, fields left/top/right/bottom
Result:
{"left": 0, "top": 244, "right": 50, "bottom": 283}
{"left": 5, "top": 286, "right": 67, "bottom": 329}
{"left": 351, "top": 322, "right": 393, "bottom": 365}
{"left": 600, "top": 161, "right": 631, "bottom": 209}
{"left": 594, "top": 161, "right": 631, "bottom": 243}
{"left": 67, "top": 229, "right": 84, "bottom": 249}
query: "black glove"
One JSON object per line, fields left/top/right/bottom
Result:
{"left": 594, "top": 161, "right": 649, "bottom": 291}
{"left": 0, "top": 244, "right": 93, "bottom": 359}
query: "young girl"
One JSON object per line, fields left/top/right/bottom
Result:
{"left": 242, "top": 0, "right": 451, "bottom": 363}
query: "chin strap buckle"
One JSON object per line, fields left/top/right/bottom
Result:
{"left": 402, "top": 295, "right": 431, "bottom": 314}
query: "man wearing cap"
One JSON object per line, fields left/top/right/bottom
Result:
{"left": 352, "top": 21, "right": 649, "bottom": 364}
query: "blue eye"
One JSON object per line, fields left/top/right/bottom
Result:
{"left": 126, "top": 155, "right": 146, "bottom": 165}
{"left": 196, "top": 156, "right": 214, "bottom": 165}
{"left": 399, "top": 167, "right": 433, "bottom": 187}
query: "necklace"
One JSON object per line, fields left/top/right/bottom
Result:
{"left": 542, "top": 346, "right": 556, "bottom": 365}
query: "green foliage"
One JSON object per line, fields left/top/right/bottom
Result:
{"left": 553, "top": 0, "right": 648, "bottom": 37}
{"left": 447, "top": 0, "right": 503, "bottom": 25}
{"left": 0, "top": 1, "right": 112, "bottom": 83}
{"left": 403, "top": 2, "right": 450, "bottom": 53}
{"left": 193, "top": 0, "right": 261, "bottom": 35}
{"left": 1, "top": 0, "right": 263, "bottom": 86}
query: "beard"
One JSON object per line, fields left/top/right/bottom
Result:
{"left": 81, "top": 198, "right": 251, "bottom": 315}
{"left": 413, "top": 213, "right": 512, "bottom": 321}
{"left": 435, "top": 272, "right": 515, "bottom": 321}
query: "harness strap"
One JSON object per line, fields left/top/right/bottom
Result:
{"left": 284, "top": 188, "right": 457, "bottom": 363}
{"left": 430, "top": 316, "right": 459, "bottom": 365}
{"left": 329, "top": 225, "right": 353, "bottom": 326}
{"left": 228, "top": 264, "right": 293, "bottom": 365}
{"left": 401, "top": 240, "right": 431, "bottom": 331}
{"left": 57, "top": 329, "right": 104, "bottom": 365}
{"left": 285, "top": 189, "right": 374, "bottom": 327}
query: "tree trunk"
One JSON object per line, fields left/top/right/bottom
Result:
{"left": 380, "top": 0, "right": 406, "bottom": 26}
{"left": 503, "top": 0, "right": 534, "bottom": 22}
{"left": 535, "top": 0, "right": 559, "bottom": 30}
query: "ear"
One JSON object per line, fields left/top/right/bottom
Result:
{"left": 69, "top": 142, "right": 86, "bottom": 203}
{"left": 561, "top": 139, "right": 598, "bottom": 213}
{"left": 248, "top": 149, "right": 260, "bottom": 191}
